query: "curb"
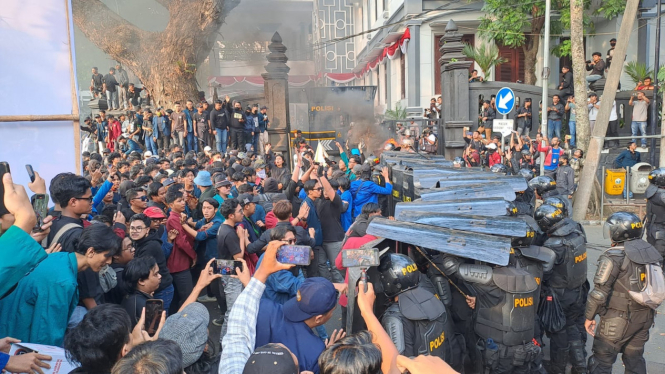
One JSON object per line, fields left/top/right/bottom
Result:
{"left": 581, "top": 220, "right": 603, "bottom": 226}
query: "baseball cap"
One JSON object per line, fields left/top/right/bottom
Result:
{"left": 242, "top": 344, "right": 298, "bottom": 374}
{"left": 193, "top": 170, "right": 212, "bottom": 187}
{"left": 237, "top": 193, "right": 259, "bottom": 207}
{"left": 162, "top": 178, "right": 175, "bottom": 187}
{"left": 144, "top": 151, "right": 153, "bottom": 158}
{"left": 215, "top": 175, "right": 232, "bottom": 188}
{"left": 283, "top": 277, "right": 338, "bottom": 322}
{"left": 160, "top": 302, "right": 209, "bottom": 367}
{"left": 260, "top": 105, "right": 268, "bottom": 110}
{"left": 103, "top": 148, "right": 111, "bottom": 154}
{"left": 143, "top": 206, "right": 167, "bottom": 219}
{"left": 204, "top": 146, "right": 212, "bottom": 152}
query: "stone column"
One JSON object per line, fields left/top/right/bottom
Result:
{"left": 262, "top": 32, "right": 291, "bottom": 156}
{"left": 439, "top": 20, "right": 474, "bottom": 158}
{"left": 406, "top": 20, "right": 422, "bottom": 118}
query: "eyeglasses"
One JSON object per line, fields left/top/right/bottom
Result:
{"left": 281, "top": 239, "right": 297, "bottom": 244}
{"left": 74, "top": 196, "right": 94, "bottom": 202}
{"left": 314, "top": 187, "right": 323, "bottom": 191}
{"left": 129, "top": 226, "right": 147, "bottom": 232}
{"left": 132, "top": 196, "right": 148, "bottom": 202}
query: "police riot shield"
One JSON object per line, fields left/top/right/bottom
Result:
{"left": 396, "top": 211, "right": 530, "bottom": 238}
{"left": 419, "top": 182, "right": 516, "bottom": 202}
{"left": 416, "top": 173, "right": 496, "bottom": 189}
{"left": 418, "top": 174, "right": 528, "bottom": 192}
{"left": 394, "top": 198, "right": 508, "bottom": 219}
{"left": 366, "top": 217, "right": 511, "bottom": 266}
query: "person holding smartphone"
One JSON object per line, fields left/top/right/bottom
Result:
{"left": 121, "top": 256, "right": 162, "bottom": 327}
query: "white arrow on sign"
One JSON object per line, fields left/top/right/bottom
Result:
{"left": 319, "top": 139, "right": 333, "bottom": 150}
{"left": 498, "top": 91, "right": 514, "bottom": 110}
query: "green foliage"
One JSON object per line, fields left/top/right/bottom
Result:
{"left": 624, "top": 61, "right": 654, "bottom": 85}
{"left": 594, "top": 0, "right": 627, "bottom": 20}
{"left": 462, "top": 43, "right": 508, "bottom": 78}
{"left": 385, "top": 103, "right": 407, "bottom": 120}
{"left": 551, "top": 40, "right": 571, "bottom": 58}
{"left": 478, "top": 0, "right": 552, "bottom": 49}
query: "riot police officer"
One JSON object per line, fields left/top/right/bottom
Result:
{"left": 534, "top": 204, "right": 588, "bottom": 374}
{"left": 490, "top": 163, "right": 508, "bottom": 175}
{"left": 441, "top": 244, "right": 544, "bottom": 373}
{"left": 515, "top": 169, "right": 536, "bottom": 217}
{"left": 645, "top": 167, "right": 665, "bottom": 259}
{"left": 378, "top": 253, "right": 464, "bottom": 372}
{"left": 585, "top": 212, "right": 664, "bottom": 374}
{"left": 528, "top": 176, "right": 572, "bottom": 215}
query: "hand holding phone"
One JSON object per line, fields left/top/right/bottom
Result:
{"left": 0, "top": 162, "right": 9, "bottom": 216}
{"left": 276, "top": 245, "right": 312, "bottom": 266}
{"left": 213, "top": 259, "right": 244, "bottom": 275}
{"left": 144, "top": 299, "right": 163, "bottom": 337}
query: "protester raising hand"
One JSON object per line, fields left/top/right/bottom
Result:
{"left": 2, "top": 172, "right": 37, "bottom": 233}
{"left": 325, "top": 329, "right": 346, "bottom": 348}
{"left": 27, "top": 171, "right": 46, "bottom": 195}
{"left": 254, "top": 241, "right": 295, "bottom": 283}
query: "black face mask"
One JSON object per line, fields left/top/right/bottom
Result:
{"left": 234, "top": 107, "right": 241, "bottom": 112}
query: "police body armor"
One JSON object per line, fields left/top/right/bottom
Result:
{"left": 514, "top": 187, "right": 536, "bottom": 217}
{"left": 382, "top": 285, "right": 460, "bottom": 369}
{"left": 645, "top": 184, "right": 665, "bottom": 243}
{"left": 543, "top": 219, "right": 588, "bottom": 290}
{"left": 459, "top": 264, "right": 539, "bottom": 346}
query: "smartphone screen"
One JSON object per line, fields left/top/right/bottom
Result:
{"left": 32, "top": 195, "right": 48, "bottom": 232}
{"left": 276, "top": 245, "right": 311, "bottom": 266}
{"left": 144, "top": 299, "right": 163, "bottom": 336}
{"left": 25, "top": 165, "right": 35, "bottom": 183}
{"left": 213, "top": 259, "right": 243, "bottom": 275}
{"left": 0, "top": 162, "right": 10, "bottom": 216}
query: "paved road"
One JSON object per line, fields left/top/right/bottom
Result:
{"left": 205, "top": 225, "right": 665, "bottom": 372}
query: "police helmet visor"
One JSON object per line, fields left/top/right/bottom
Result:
{"left": 603, "top": 221, "right": 612, "bottom": 240}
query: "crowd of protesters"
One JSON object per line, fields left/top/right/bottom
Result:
{"left": 0, "top": 129, "right": 463, "bottom": 374}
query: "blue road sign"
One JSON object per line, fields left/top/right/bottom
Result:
{"left": 496, "top": 87, "right": 515, "bottom": 115}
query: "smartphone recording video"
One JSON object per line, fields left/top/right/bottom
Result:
{"left": 144, "top": 299, "right": 163, "bottom": 336}
{"left": 276, "top": 245, "right": 311, "bottom": 266}
{"left": 213, "top": 259, "right": 243, "bottom": 275}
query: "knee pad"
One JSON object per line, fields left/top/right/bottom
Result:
{"left": 623, "top": 344, "right": 645, "bottom": 359}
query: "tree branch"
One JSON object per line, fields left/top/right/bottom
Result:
{"left": 72, "top": 0, "right": 152, "bottom": 66}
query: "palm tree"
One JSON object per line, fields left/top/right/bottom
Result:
{"left": 462, "top": 42, "right": 508, "bottom": 81}
{"left": 624, "top": 61, "right": 654, "bottom": 86}
{"left": 384, "top": 103, "right": 407, "bottom": 120}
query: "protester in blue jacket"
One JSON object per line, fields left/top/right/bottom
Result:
{"left": 349, "top": 164, "right": 392, "bottom": 218}
{"left": 118, "top": 134, "right": 142, "bottom": 156}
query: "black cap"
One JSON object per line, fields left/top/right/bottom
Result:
{"left": 610, "top": 38, "right": 616, "bottom": 43}
{"left": 236, "top": 193, "right": 259, "bottom": 206}
{"left": 260, "top": 105, "right": 268, "bottom": 110}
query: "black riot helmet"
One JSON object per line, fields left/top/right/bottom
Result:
{"left": 384, "top": 142, "right": 396, "bottom": 151}
{"left": 490, "top": 163, "right": 508, "bottom": 174}
{"left": 528, "top": 175, "right": 557, "bottom": 195}
{"left": 505, "top": 200, "right": 518, "bottom": 216}
{"left": 604, "top": 211, "right": 644, "bottom": 243}
{"left": 543, "top": 196, "right": 568, "bottom": 216}
{"left": 649, "top": 168, "right": 665, "bottom": 188}
{"left": 534, "top": 204, "right": 565, "bottom": 232}
{"left": 512, "top": 216, "right": 538, "bottom": 247}
{"left": 378, "top": 253, "right": 420, "bottom": 298}
{"left": 517, "top": 168, "right": 534, "bottom": 182}
{"left": 408, "top": 245, "right": 435, "bottom": 271}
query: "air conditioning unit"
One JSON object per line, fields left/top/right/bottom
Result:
{"left": 382, "top": 10, "right": 389, "bottom": 19}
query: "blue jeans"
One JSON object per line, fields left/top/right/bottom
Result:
{"left": 631, "top": 121, "right": 648, "bottom": 147}
{"left": 586, "top": 75, "right": 602, "bottom": 82}
{"left": 154, "top": 284, "right": 174, "bottom": 315}
{"left": 215, "top": 128, "right": 228, "bottom": 153}
{"left": 548, "top": 119, "right": 562, "bottom": 140}
{"left": 145, "top": 135, "right": 158, "bottom": 155}
{"left": 105, "top": 90, "right": 118, "bottom": 109}
{"left": 186, "top": 131, "right": 197, "bottom": 153}
{"left": 568, "top": 120, "right": 576, "bottom": 147}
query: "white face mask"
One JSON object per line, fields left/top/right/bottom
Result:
{"left": 257, "top": 169, "right": 266, "bottom": 179}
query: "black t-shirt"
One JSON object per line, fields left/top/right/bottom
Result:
{"left": 193, "top": 112, "right": 208, "bottom": 134}
{"left": 315, "top": 193, "right": 345, "bottom": 242}
{"left": 92, "top": 73, "right": 103, "bottom": 87}
{"left": 103, "top": 74, "right": 119, "bottom": 92}
{"left": 217, "top": 223, "right": 242, "bottom": 260}
{"left": 78, "top": 267, "right": 104, "bottom": 306}
{"left": 210, "top": 108, "right": 229, "bottom": 129}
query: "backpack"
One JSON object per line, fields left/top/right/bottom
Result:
{"left": 629, "top": 263, "right": 665, "bottom": 309}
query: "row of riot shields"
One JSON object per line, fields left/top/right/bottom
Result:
{"left": 345, "top": 152, "right": 534, "bottom": 333}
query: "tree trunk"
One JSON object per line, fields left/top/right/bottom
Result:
{"left": 522, "top": 9, "right": 545, "bottom": 85}
{"left": 72, "top": 0, "right": 240, "bottom": 108}
{"left": 570, "top": 0, "right": 590, "bottom": 152}
{"left": 572, "top": 0, "right": 640, "bottom": 221}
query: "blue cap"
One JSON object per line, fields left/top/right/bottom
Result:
{"left": 283, "top": 277, "right": 338, "bottom": 322}
{"left": 193, "top": 171, "right": 212, "bottom": 187}
{"left": 350, "top": 148, "right": 361, "bottom": 156}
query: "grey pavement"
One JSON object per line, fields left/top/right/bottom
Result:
{"left": 204, "top": 225, "right": 665, "bottom": 372}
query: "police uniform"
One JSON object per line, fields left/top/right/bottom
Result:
{"left": 645, "top": 183, "right": 665, "bottom": 260}
{"left": 541, "top": 216, "right": 589, "bottom": 374}
{"left": 443, "top": 256, "right": 542, "bottom": 374}
{"left": 586, "top": 239, "right": 661, "bottom": 373}
{"left": 514, "top": 186, "right": 536, "bottom": 217}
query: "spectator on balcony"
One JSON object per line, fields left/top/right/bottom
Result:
{"left": 558, "top": 66, "right": 573, "bottom": 101}
{"left": 635, "top": 77, "right": 655, "bottom": 91}
{"left": 606, "top": 38, "right": 616, "bottom": 69}
{"left": 469, "top": 69, "right": 484, "bottom": 83}
{"left": 629, "top": 91, "right": 650, "bottom": 149}
{"left": 585, "top": 52, "right": 605, "bottom": 84}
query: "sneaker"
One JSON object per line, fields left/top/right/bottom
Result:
{"left": 212, "top": 317, "right": 224, "bottom": 326}
{"left": 197, "top": 295, "right": 217, "bottom": 303}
